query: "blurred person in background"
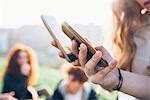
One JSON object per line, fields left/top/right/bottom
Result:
{"left": 51, "top": 0, "right": 150, "bottom": 99}
{"left": 2, "top": 44, "right": 39, "bottom": 99}
{"left": 52, "top": 65, "right": 98, "bottom": 100}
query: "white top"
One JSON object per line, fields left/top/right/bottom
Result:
{"left": 58, "top": 79, "right": 92, "bottom": 100}
{"left": 65, "top": 88, "right": 83, "bottom": 100}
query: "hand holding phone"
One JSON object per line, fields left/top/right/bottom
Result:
{"left": 41, "top": 15, "right": 78, "bottom": 62}
{"left": 41, "top": 15, "right": 120, "bottom": 91}
{"left": 41, "top": 15, "right": 109, "bottom": 71}
{"left": 62, "top": 22, "right": 108, "bottom": 70}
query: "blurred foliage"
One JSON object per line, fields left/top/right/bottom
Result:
{"left": 35, "top": 67, "right": 64, "bottom": 91}
{"left": 0, "top": 57, "right": 117, "bottom": 100}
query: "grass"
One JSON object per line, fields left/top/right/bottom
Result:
{"left": 36, "top": 67, "right": 64, "bottom": 91}
{"left": 0, "top": 57, "right": 5, "bottom": 90}
{"left": 0, "top": 57, "right": 5, "bottom": 70}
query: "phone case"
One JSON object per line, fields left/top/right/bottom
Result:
{"left": 41, "top": 15, "right": 78, "bottom": 62}
{"left": 62, "top": 22, "right": 108, "bottom": 69}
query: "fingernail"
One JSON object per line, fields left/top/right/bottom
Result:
{"left": 95, "top": 51, "right": 102, "bottom": 58}
{"left": 80, "top": 43, "right": 86, "bottom": 49}
{"left": 72, "top": 39, "right": 76, "bottom": 43}
{"left": 110, "top": 59, "right": 117, "bottom": 65}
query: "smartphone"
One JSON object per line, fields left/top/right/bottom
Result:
{"left": 62, "top": 22, "right": 108, "bottom": 68}
{"left": 41, "top": 15, "right": 108, "bottom": 70}
{"left": 41, "top": 15, "right": 78, "bottom": 62}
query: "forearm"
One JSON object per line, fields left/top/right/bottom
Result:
{"left": 120, "top": 70, "right": 150, "bottom": 99}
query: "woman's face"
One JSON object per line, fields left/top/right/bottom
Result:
{"left": 17, "top": 51, "right": 29, "bottom": 66}
{"left": 136, "top": 0, "right": 150, "bottom": 10}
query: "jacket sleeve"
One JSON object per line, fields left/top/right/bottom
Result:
{"left": 88, "top": 89, "right": 98, "bottom": 100}
{"left": 2, "top": 74, "right": 32, "bottom": 99}
{"left": 51, "top": 88, "right": 64, "bottom": 100}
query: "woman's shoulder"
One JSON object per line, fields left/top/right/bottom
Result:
{"left": 4, "top": 73, "right": 18, "bottom": 82}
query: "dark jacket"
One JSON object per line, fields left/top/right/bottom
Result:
{"left": 2, "top": 73, "right": 32, "bottom": 99}
{"left": 52, "top": 80, "right": 98, "bottom": 100}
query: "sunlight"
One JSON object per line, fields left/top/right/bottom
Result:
{"left": 0, "top": 0, "right": 113, "bottom": 29}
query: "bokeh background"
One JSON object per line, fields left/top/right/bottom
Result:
{"left": 0, "top": 0, "right": 127, "bottom": 99}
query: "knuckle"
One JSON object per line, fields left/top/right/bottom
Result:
{"left": 99, "top": 45, "right": 103, "bottom": 48}
{"left": 107, "top": 66, "right": 112, "bottom": 71}
{"left": 84, "top": 67, "right": 94, "bottom": 76}
{"left": 91, "top": 56, "right": 99, "bottom": 63}
{"left": 109, "top": 65, "right": 115, "bottom": 70}
{"left": 97, "top": 45, "right": 103, "bottom": 49}
{"left": 100, "top": 68, "right": 110, "bottom": 76}
{"left": 89, "top": 76, "right": 97, "bottom": 83}
{"left": 84, "top": 67, "right": 91, "bottom": 75}
{"left": 100, "top": 70, "right": 106, "bottom": 75}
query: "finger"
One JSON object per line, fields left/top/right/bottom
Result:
{"left": 58, "top": 52, "right": 65, "bottom": 58}
{"left": 51, "top": 40, "right": 58, "bottom": 48}
{"left": 90, "top": 59, "right": 117, "bottom": 83}
{"left": 8, "top": 96, "right": 17, "bottom": 100}
{"left": 95, "top": 44, "right": 110, "bottom": 55}
{"left": 95, "top": 44, "right": 112, "bottom": 63}
{"left": 9, "top": 91, "right": 15, "bottom": 96}
{"left": 95, "top": 43, "right": 103, "bottom": 50}
{"left": 98, "top": 59, "right": 117, "bottom": 77}
{"left": 79, "top": 43, "right": 87, "bottom": 67}
{"left": 72, "top": 60, "right": 80, "bottom": 66}
{"left": 85, "top": 51, "right": 102, "bottom": 75}
{"left": 71, "top": 40, "right": 79, "bottom": 56}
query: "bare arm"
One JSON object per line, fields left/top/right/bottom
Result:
{"left": 120, "top": 70, "right": 150, "bottom": 99}
{"left": 72, "top": 42, "right": 150, "bottom": 99}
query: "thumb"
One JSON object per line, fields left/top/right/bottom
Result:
{"left": 108, "top": 59, "right": 118, "bottom": 70}
{"left": 9, "top": 91, "right": 15, "bottom": 96}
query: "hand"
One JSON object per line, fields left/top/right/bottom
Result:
{"left": 70, "top": 39, "right": 119, "bottom": 90}
{"left": 51, "top": 40, "right": 65, "bottom": 58}
{"left": 51, "top": 39, "right": 119, "bottom": 90}
{"left": 79, "top": 43, "right": 119, "bottom": 90}
{"left": 0, "top": 92, "right": 17, "bottom": 100}
{"left": 51, "top": 40, "right": 80, "bottom": 66}
{"left": 20, "top": 64, "right": 30, "bottom": 76}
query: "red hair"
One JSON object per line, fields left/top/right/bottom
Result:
{"left": 4, "top": 43, "right": 39, "bottom": 85}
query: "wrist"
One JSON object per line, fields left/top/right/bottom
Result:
{"left": 113, "top": 68, "right": 123, "bottom": 91}
{"left": 111, "top": 68, "right": 119, "bottom": 88}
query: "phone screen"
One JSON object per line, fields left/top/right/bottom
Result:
{"left": 41, "top": 15, "right": 71, "bottom": 47}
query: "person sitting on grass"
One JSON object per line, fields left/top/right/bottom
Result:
{"left": 52, "top": 65, "right": 98, "bottom": 100}
{"left": 2, "top": 44, "right": 39, "bottom": 99}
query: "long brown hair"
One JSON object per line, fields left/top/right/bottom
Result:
{"left": 112, "top": 0, "right": 144, "bottom": 71}
{"left": 4, "top": 44, "right": 39, "bottom": 85}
